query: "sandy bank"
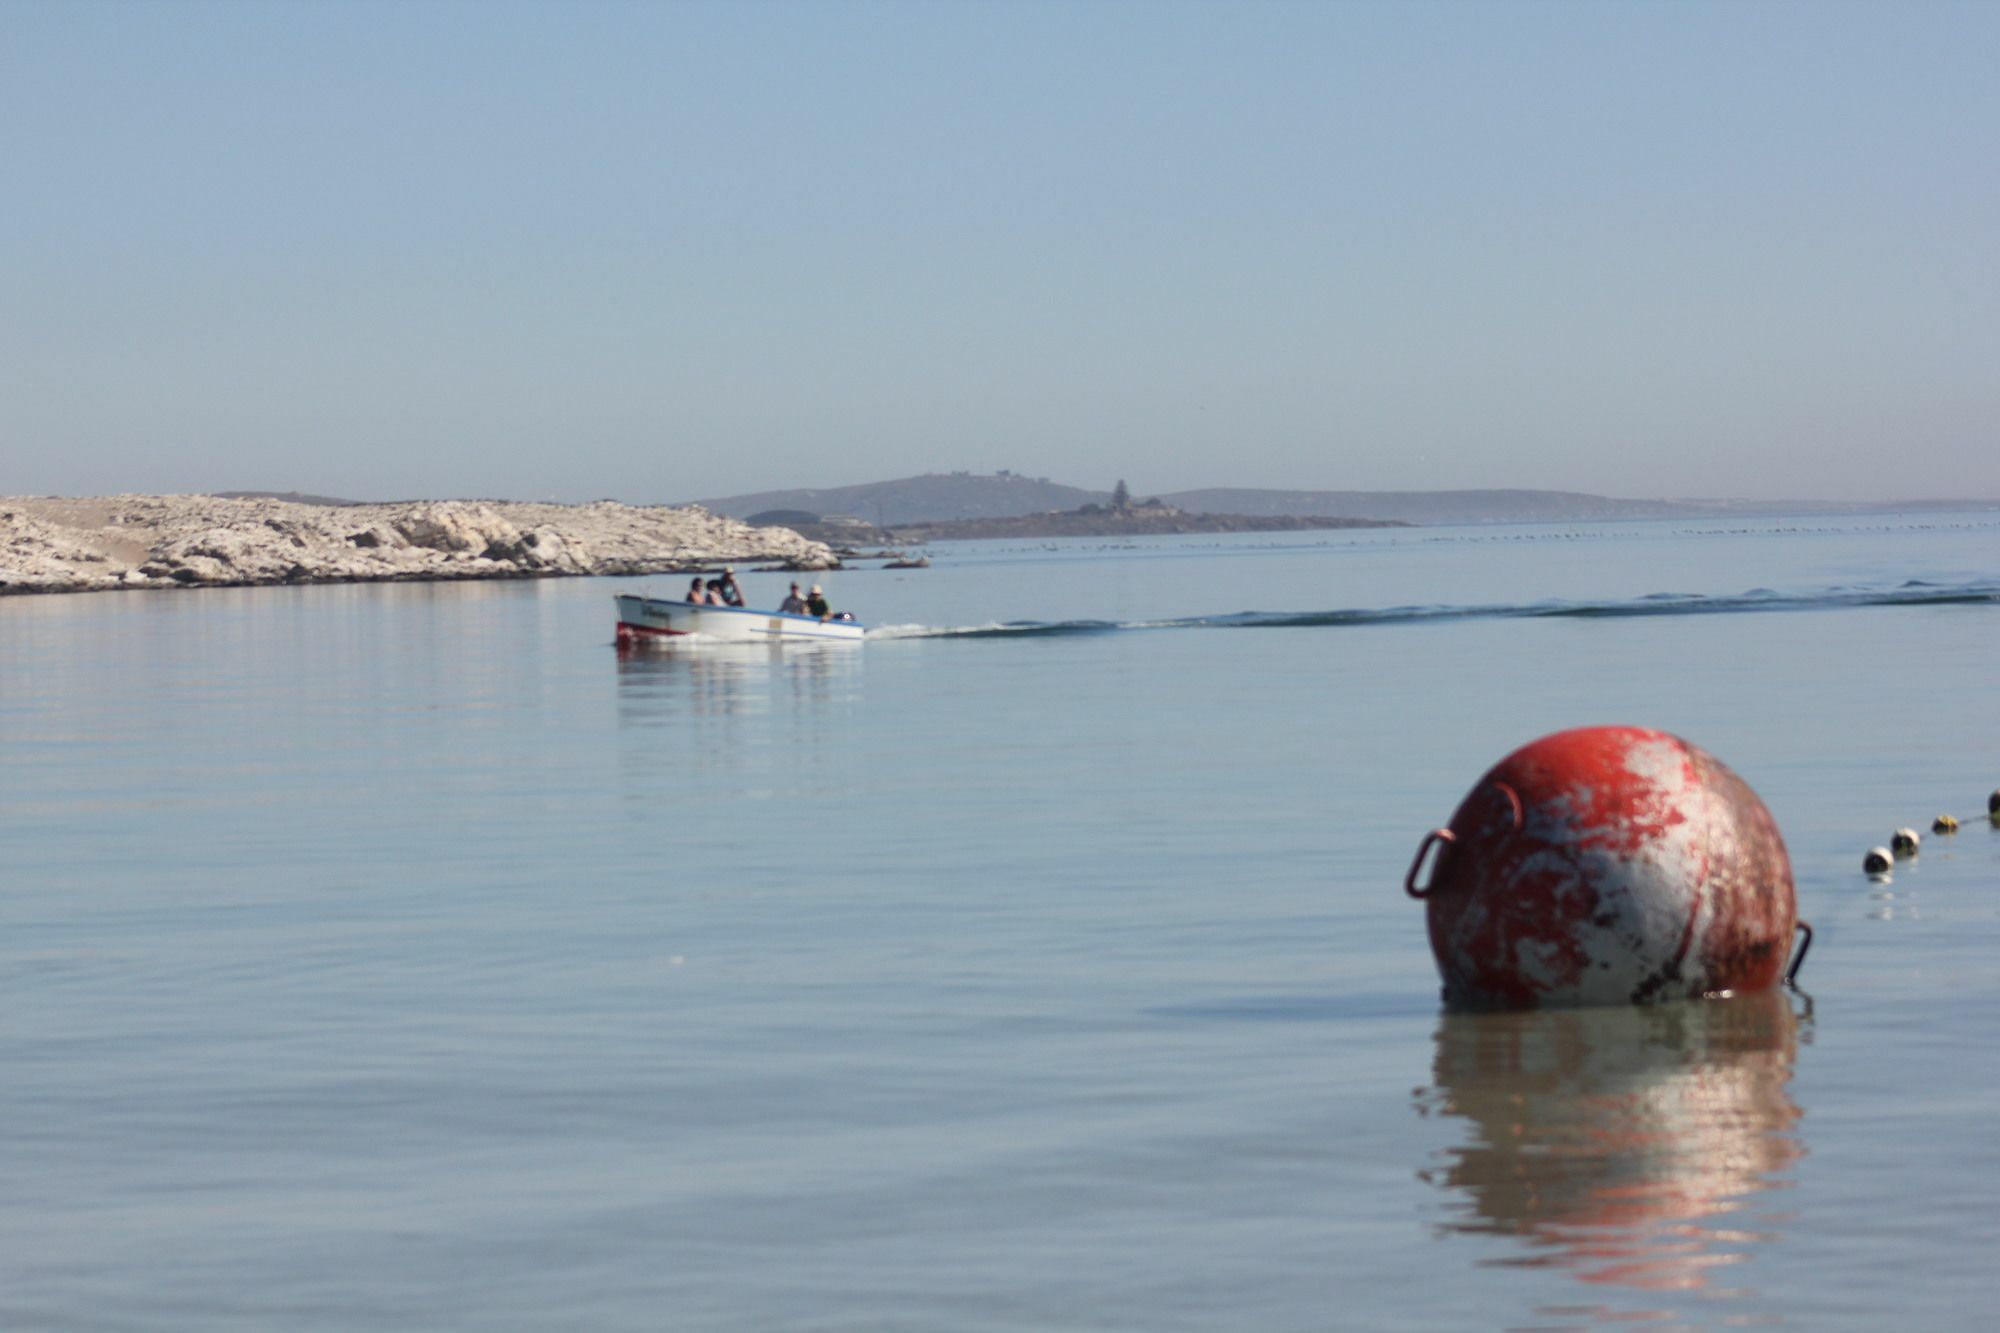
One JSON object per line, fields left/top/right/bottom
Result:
{"left": 0, "top": 495, "right": 838, "bottom": 596}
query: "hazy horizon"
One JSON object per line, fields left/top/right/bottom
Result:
{"left": 6, "top": 1, "right": 1997, "bottom": 504}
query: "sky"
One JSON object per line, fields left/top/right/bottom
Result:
{"left": 4, "top": 0, "right": 1997, "bottom": 505}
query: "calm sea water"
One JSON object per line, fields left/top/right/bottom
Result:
{"left": 3, "top": 515, "right": 1997, "bottom": 1331}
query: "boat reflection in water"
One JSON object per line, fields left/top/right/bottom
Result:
{"left": 1416, "top": 990, "right": 1807, "bottom": 1314}
{"left": 613, "top": 637, "right": 860, "bottom": 725}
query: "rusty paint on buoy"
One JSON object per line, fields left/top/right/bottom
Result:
{"left": 1407, "top": 726, "right": 1797, "bottom": 1010}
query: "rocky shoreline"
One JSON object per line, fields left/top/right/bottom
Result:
{"left": 0, "top": 495, "right": 839, "bottom": 597}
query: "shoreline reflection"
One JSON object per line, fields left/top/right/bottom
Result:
{"left": 1416, "top": 991, "right": 1807, "bottom": 1313}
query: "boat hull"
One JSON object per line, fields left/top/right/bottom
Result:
{"left": 614, "top": 594, "right": 864, "bottom": 643}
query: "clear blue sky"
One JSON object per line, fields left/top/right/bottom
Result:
{"left": 4, "top": 0, "right": 1996, "bottom": 504}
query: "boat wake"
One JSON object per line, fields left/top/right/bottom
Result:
{"left": 865, "top": 578, "right": 2000, "bottom": 640}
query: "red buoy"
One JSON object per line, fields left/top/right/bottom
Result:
{"left": 1406, "top": 726, "right": 1800, "bottom": 1010}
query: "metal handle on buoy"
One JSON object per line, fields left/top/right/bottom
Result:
{"left": 1785, "top": 919, "right": 1813, "bottom": 986}
{"left": 1405, "top": 828, "right": 1455, "bottom": 899}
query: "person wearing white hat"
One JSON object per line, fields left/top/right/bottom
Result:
{"left": 805, "top": 584, "right": 830, "bottom": 618}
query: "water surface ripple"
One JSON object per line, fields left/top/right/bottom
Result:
{"left": 4, "top": 517, "right": 1998, "bottom": 1330}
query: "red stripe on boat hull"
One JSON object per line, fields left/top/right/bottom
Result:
{"left": 615, "top": 621, "right": 689, "bottom": 642}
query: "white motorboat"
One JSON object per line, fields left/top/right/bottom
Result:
{"left": 614, "top": 593, "right": 865, "bottom": 643}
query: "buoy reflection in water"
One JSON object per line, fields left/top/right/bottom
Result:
{"left": 1415, "top": 991, "right": 1805, "bottom": 1311}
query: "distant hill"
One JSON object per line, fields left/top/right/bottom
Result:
{"left": 213, "top": 489, "right": 361, "bottom": 507}
{"left": 701, "top": 476, "right": 2000, "bottom": 527}
{"left": 890, "top": 509, "right": 1406, "bottom": 541}
{"left": 694, "top": 473, "right": 1108, "bottom": 526}
{"left": 698, "top": 475, "right": 1710, "bottom": 526}
{"left": 1155, "top": 488, "right": 1692, "bottom": 524}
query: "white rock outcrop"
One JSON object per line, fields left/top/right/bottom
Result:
{"left": 0, "top": 496, "right": 837, "bottom": 596}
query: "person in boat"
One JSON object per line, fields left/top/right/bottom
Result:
{"left": 717, "top": 568, "right": 745, "bottom": 607}
{"left": 685, "top": 577, "right": 707, "bottom": 604}
{"left": 805, "top": 584, "right": 831, "bottom": 618}
{"left": 704, "top": 579, "right": 729, "bottom": 605}
{"left": 778, "top": 581, "right": 807, "bottom": 614}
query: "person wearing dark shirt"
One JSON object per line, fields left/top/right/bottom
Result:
{"left": 805, "top": 584, "right": 830, "bottom": 618}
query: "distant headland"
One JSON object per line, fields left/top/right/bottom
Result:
{"left": 699, "top": 472, "right": 1999, "bottom": 530}
{"left": 7, "top": 475, "right": 1993, "bottom": 598}
{"left": 880, "top": 499, "right": 1406, "bottom": 542}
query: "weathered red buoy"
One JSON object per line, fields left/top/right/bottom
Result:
{"left": 1406, "top": 726, "right": 1800, "bottom": 1010}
